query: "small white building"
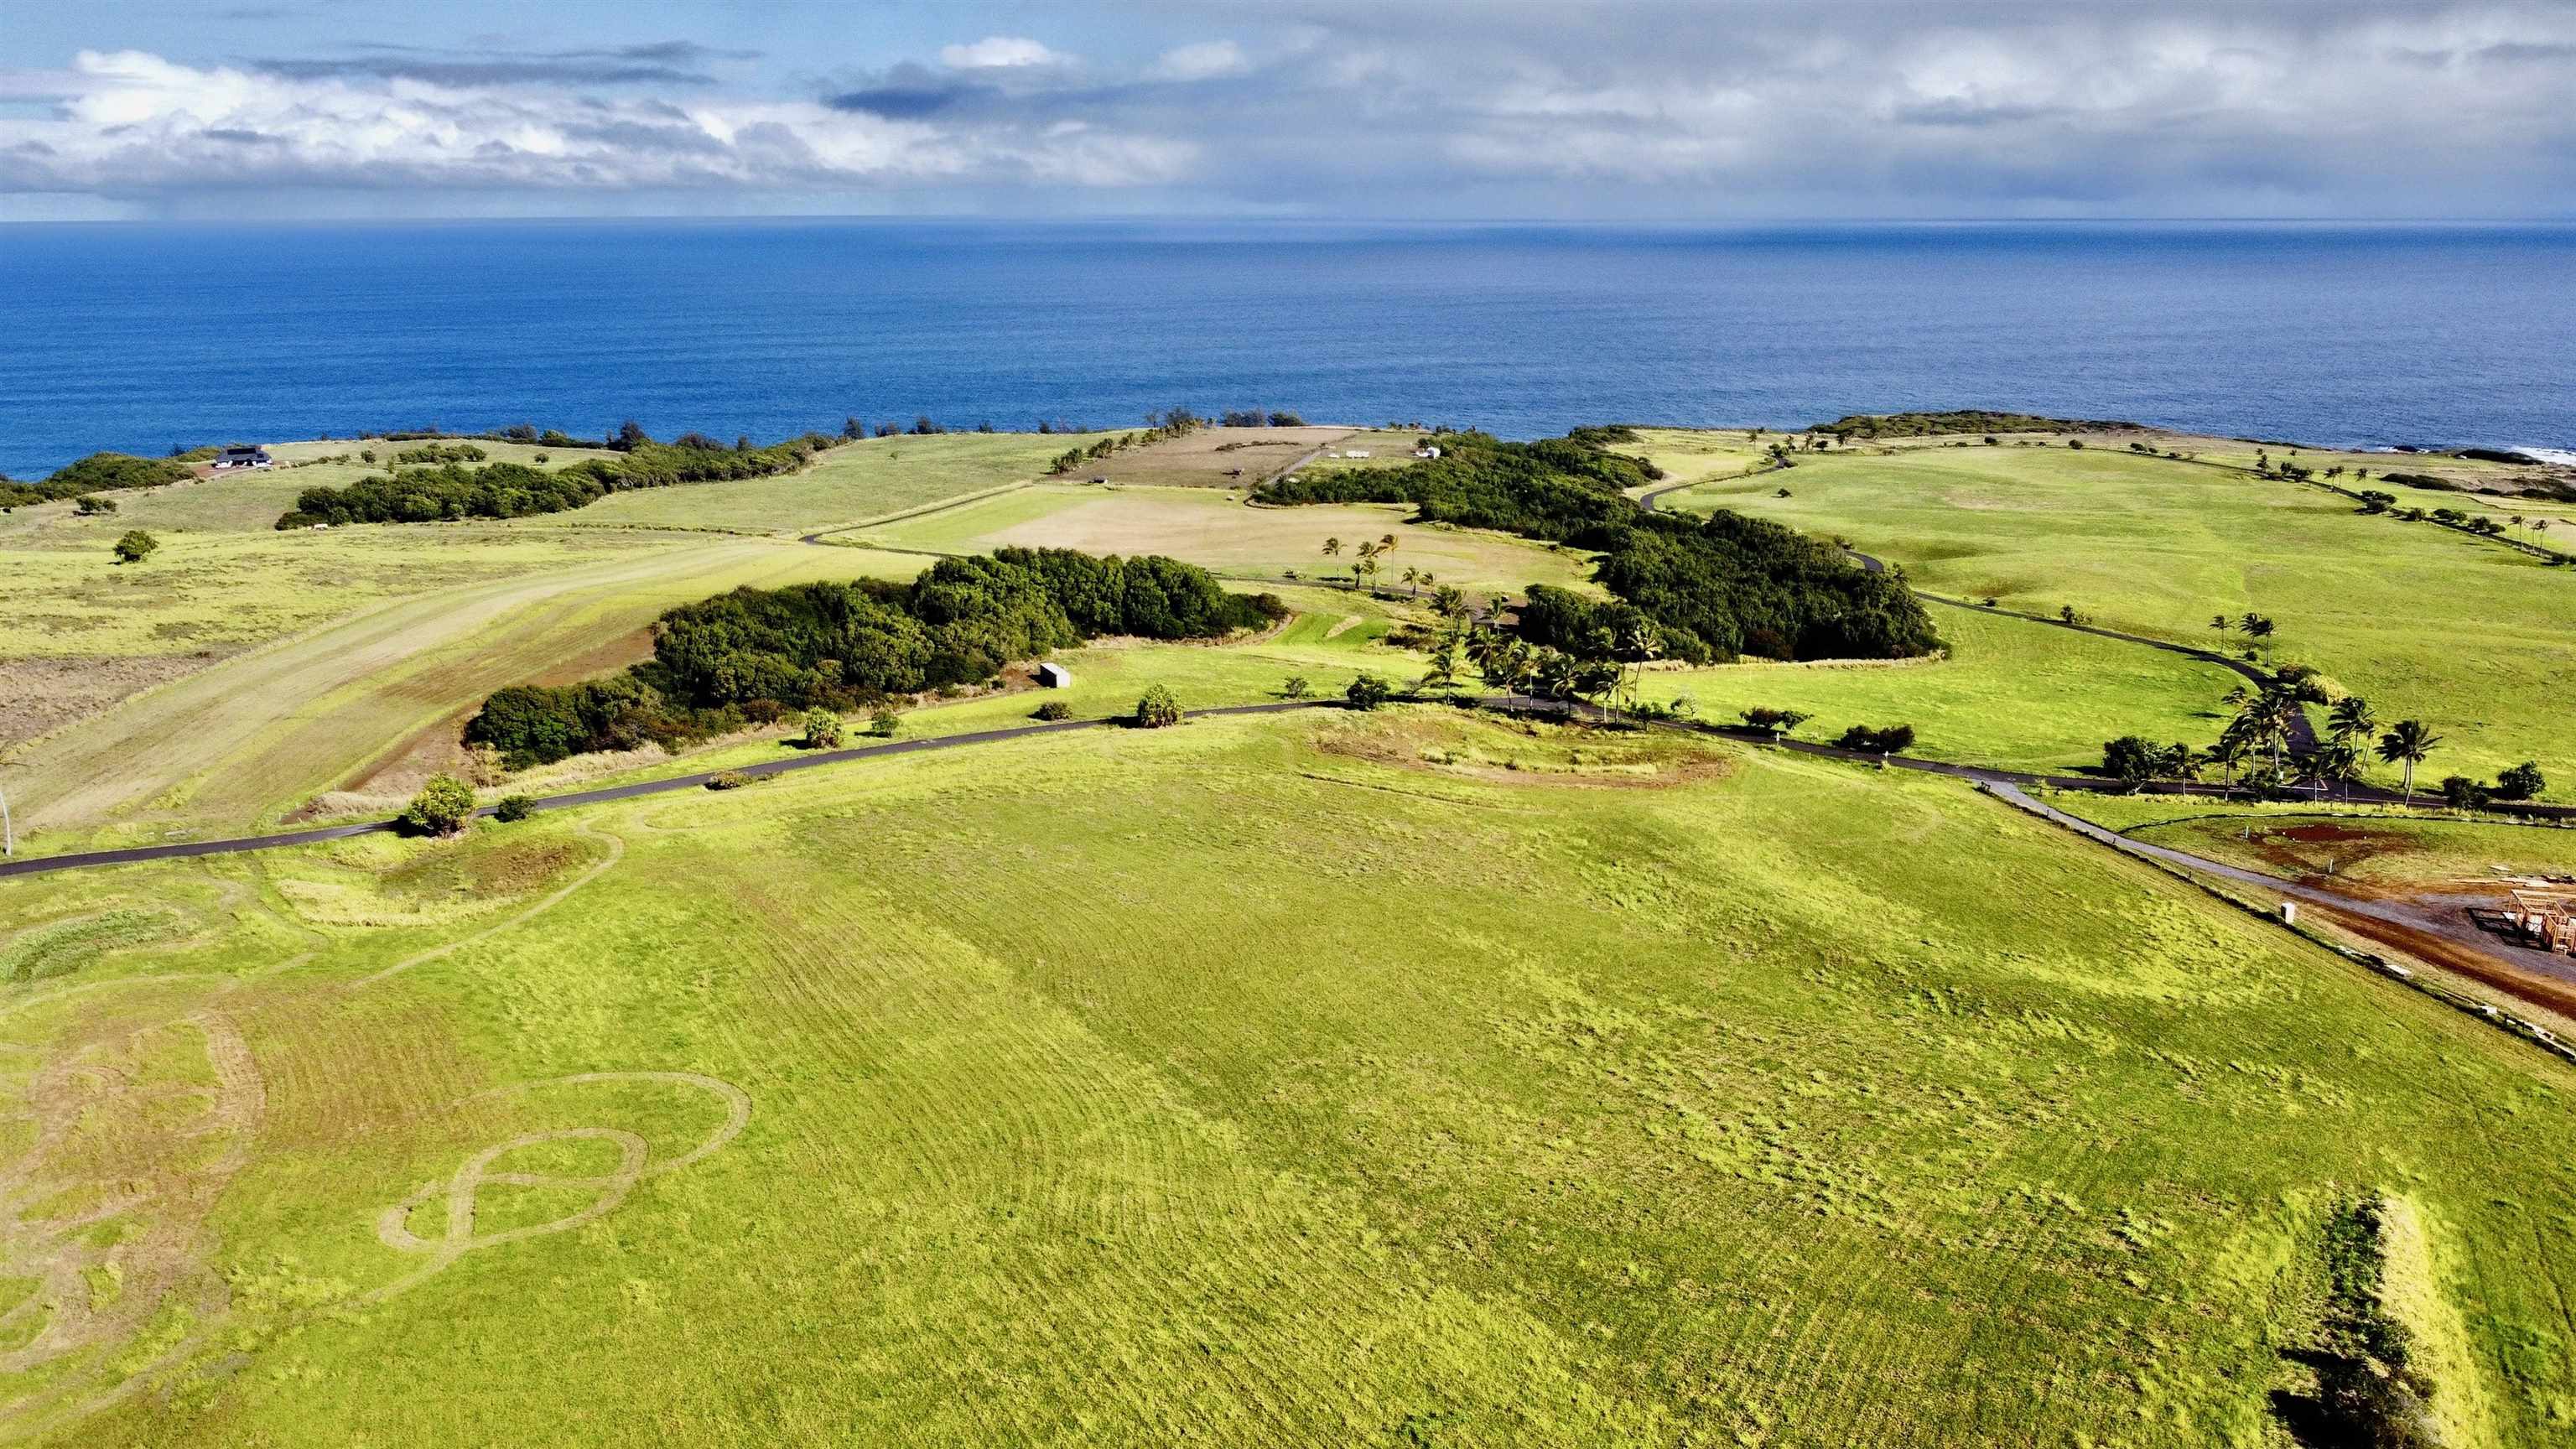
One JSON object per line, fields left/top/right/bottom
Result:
{"left": 1035, "top": 662, "right": 1073, "bottom": 688}
{"left": 1343, "top": 449, "right": 1371, "bottom": 460}
{"left": 1413, "top": 445, "right": 1441, "bottom": 459}
{"left": 212, "top": 445, "right": 273, "bottom": 470}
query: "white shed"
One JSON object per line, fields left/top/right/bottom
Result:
{"left": 1035, "top": 662, "right": 1073, "bottom": 688}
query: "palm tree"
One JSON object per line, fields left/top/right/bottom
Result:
{"left": 2314, "top": 738, "right": 2365, "bottom": 801}
{"left": 1322, "top": 537, "right": 1342, "bottom": 560}
{"left": 2375, "top": 719, "right": 2442, "bottom": 804}
{"left": 1402, "top": 565, "right": 1420, "bottom": 595}
{"left": 1535, "top": 649, "right": 1584, "bottom": 707}
{"left": 1618, "top": 619, "right": 1664, "bottom": 719}
{"left": 2210, "top": 614, "right": 2231, "bottom": 641}
{"left": 2241, "top": 613, "right": 2277, "bottom": 657}
{"left": 2326, "top": 696, "right": 2376, "bottom": 747}
{"left": 2225, "top": 685, "right": 2302, "bottom": 779}
{"left": 2209, "top": 730, "right": 2252, "bottom": 797}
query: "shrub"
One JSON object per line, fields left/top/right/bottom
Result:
{"left": 2494, "top": 761, "right": 2546, "bottom": 801}
{"left": 869, "top": 709, "right": 900, "bottom": 738}
{"left": 493, "top": 794, "right": 537, "bottom": 823}
{"left": 73, "top": 494, "right": 117, "bottom": 516}
{"left": 2438, "top": 775, "right": 2492, "bottom": 810}
{"left": 2102, "top": 735, "right": 2164, "bottom": 788}
{"left": 1031, "top": 700, "right": 1072, "bottom": 721}
{"left": 1281, "top": 675, "right": 1311, "bottom": 700}
{"left": 399, "top": 773, "right": 478, "bottom": 835}
{"left": 112, "top": 530, "right": 159, "bottom": 564}
{"left": 801, "top": 708, "right": 846, "bottom": 749}
{"left": 1344, "top": 673, "right": 1395, "bottom": 710}
{"left": 705, "top": 771, "right": 755, "bottom": 791}
{"left": 1134, "top": 684, "right": 1182, "bottom": 729}
{"left": 1836, "top": 724, "right": 1916, "bottom": 753}
{"left": 1741, "top": 706, "right": 1812, "bottom": 736}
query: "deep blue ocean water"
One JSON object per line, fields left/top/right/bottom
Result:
{"left": 3, "top": 220, "right": 2570, "bottom": 479}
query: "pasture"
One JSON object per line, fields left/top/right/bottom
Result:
{"left": 1635, "top": 436, "right": 2576, "bottom": 796}
{"left": 3, "top": 708, "right": 2570, "bottom": 1446}
{"left": 0, "top": 536, "right": 925, "bottom": 848}
{"left": 1064, "top": 423, "right": 1358, "bottom": 489}
{"left": 571, "top": 431, "right": 1096, "bottom": 535}
{"left": 849, "top": 481, "right": 1602, "bottom": 595}
{"left": 1656, "top": 605, "right": 2233, "bottom": 775}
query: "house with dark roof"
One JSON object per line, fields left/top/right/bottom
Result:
{"left": 212, "top": 446, "right": 273, "bottom": 470}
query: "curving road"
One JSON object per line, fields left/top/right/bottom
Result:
{"left": 0, "top": 701, "right": 1332, "bottom": 880}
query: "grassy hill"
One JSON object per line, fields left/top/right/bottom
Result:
{"left": 5, "top": 707, "right": 2569, "bottom": 1446}
{"left": 1633, "top": 432, "right": 2576, "bottom": 796}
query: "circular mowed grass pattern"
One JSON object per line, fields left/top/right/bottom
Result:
{"left": 0, "top": 708, "right": 2568, "bottom": 1446}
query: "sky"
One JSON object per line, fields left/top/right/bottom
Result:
{"left": 3, "top": 1, "right": 2572, "bottom": 221}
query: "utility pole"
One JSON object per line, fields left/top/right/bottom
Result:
{"left": 0, "top": 761, "right": 24, "bottom": 858}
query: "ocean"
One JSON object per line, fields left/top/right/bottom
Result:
{"left": 3, "top": 220, "right": 2570, "bottom": 479}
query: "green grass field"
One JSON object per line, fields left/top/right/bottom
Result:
{"left": 5, "top": 709, "right": 2570, "bottom": 1446}
{"left": 849, "top": 481, "right": 1602, "bottom": 595}
{"left": 569, "top": 431, "right": 1097, "bottom": 534}
{"left": 1638, "top": 436, "right": 2576, "bottom": 796}
{"left": 1657, "top": 605, "right": 2234, "bottom": 774}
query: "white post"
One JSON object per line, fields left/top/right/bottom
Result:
{"left": 1, "top": 778, "right": 11, "bottom": 858}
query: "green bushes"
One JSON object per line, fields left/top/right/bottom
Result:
{"left": 801, "top": 709, "right": 846, "bottom": 749}
{"left": 2, "top": 452, "right": 193, "bottom": 509}
{"left": 112, "top": 530, "right": 159, "bottom": 564}
{"left": 493, "top": 794, "right": 537, "bottom": 823}
{"left": 1031, "top": 700, "right": 1072, "bottom": 721}
{"left": 463, "top": 547, "right": 1265, "bottom": 769}
{"left": 1836, "top": 724, "right": 1917, "bottom": 754}
{"left": 73, "top": 495, "right": 117, "bottom": 516}
{"left": 1805, "top": 410, "right": 2133, "bottom": 440}
{"left": 1258, "top": 430, "right": 1939, "bottom": 665}
{"left": 394, "top": 442, "right": 488, "bottom": 465}
{"left": 1134, "top": 685, "right": 1182, "bottom": 728}
{"left": 1345, "top": 674, "right": 1395, "bottom": 710}
{"left": 275, "top": 429, "right": 836, "bottom": 528}
{"left": 399, "top": 774, "right": 478, "bottom": 835}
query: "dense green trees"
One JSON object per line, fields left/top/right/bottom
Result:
{"left": 1260, "top": 431, "right": 1940, "bottom": 665}
{"left": 465, "top": 548, "right": 1276, "bottom": 768}
{"left": 3, "top": 452, "right": 193, "bottom": 508}
{"left": 275, "top": 430, "right": 838, "bottom": 527}
{"left": 112, "top": 530, "right": 158, "bottom": 564}
{"left": 1805, "top": 411, "right": 2132, "bottom": 441}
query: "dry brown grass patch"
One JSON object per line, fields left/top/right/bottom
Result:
{"left": 1316, "top": 709, "right": 1732, "bottom": 789}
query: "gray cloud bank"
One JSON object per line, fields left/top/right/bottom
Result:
{"left": 3, "top": 3, "right": 2572, "bottom": 218}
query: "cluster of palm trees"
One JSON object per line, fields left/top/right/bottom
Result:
{"left": 2207, "top": 683, "right": 2442, "bottom": 802}
{"left": 1320, "top": 533, "right": 1407, "bottom": 594}
{"left": 1443, "top": 606, "right": 1660, "bottom": 717}
{"left": 2210, "top": 611, "right": 2277, "bottom": 658}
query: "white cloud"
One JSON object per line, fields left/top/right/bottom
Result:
{"left": 0, "top": 50, "right": 1189, "bottom": 199}
{"left": 3, "top": 4, "right": 2573, "bottom": 217}
{"left": 937, "top": 36, "right": 1071, "bottom": 70}
{"left": 1150, "top": 40, "right": 1248, "bottom": 81}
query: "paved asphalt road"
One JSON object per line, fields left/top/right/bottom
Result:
{"left": 0, "top": 701, "right": 1330, "bottom": 880}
